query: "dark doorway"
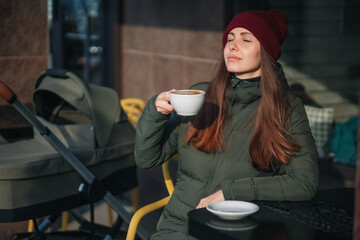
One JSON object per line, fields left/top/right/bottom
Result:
{"left": 49, "top": 0, "right": 117, "bottom": 87}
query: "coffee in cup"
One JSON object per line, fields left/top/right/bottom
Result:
{"left": 170, "top": 89, "right": 205, "bottom": 116}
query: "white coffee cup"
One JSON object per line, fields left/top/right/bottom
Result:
{"left": 170, "top": 89, "right": 205, "bottom": 116}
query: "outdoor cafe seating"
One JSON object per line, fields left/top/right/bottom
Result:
{"left": 0, "top": 70, "right": 357, "bottom": 240}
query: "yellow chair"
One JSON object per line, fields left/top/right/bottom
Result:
{"left": 121, "top": 97, "right": 178, "bottom": 239}
{"left": 123, "top": 97, "right": 178, "bottom": 240}
{"left": 121, "top": 98, "right": 146, "bottom": 129}
{"left": 106, "top": 98, "right": 147, "bottom": 225}
{"left": 28, "top": 98, "right": 146, "bottom": 233}
{"left": 126, "top": 154, "right": 177, "bottom": 240}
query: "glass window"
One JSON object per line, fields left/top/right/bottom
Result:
{"left": 49, "top": 0, "right": 115, "bottom": 87}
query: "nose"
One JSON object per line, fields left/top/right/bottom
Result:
{"left": 229, "top": 40, "right": 238, "bottom": 51}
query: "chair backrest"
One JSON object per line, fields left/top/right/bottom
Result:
{"left": 120, "top": 98, "right": 146, "bottom": 128}
{"left": 120, "top": 97, "right": 175, "bottom": 196}
{"left": 122, "top": 98, "right": 177, "bottom": 240}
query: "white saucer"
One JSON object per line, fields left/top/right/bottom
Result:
{"left": 206, "top": 201, "right": 259, "bottom": 220}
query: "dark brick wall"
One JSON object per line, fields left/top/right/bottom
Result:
{"left": 0, "top": 0, "right": 48, "bottom": 131}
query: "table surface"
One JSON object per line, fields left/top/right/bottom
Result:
{"left": 188, "top": 188, "right": 354, "bottom": 240}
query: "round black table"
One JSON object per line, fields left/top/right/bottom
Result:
{"left": 188, "top": 188, "right": 354, "bottom": 240}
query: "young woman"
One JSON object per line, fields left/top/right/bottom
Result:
{"left": 134, "top": 10, "right": 319, "bottom": 239}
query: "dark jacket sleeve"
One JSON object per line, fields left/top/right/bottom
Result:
{"left": 221, "top": 96, "right": 319, "bottom": 201}
{"left": 134, "top": 95, "right": 181, "bottom": 169}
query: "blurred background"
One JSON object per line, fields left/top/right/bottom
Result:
{"left": 0, "top": 0, "right": 359, "bottom": 238}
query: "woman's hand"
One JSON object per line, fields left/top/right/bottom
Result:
{"left": 155, "top": 89, "right": 175, "bottom": 115}
{"left": 196, "top": 190, "right": 225, "bottom": 209}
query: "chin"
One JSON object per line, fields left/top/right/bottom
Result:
{"left": 228, "top": 69, "right": 247, "bottom": 76}
{"left": 226, "top": 66, "right": 242, "bottom": 73}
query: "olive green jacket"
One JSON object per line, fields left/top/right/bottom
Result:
{"left": 134, "top": 78, "right": 319, "bottom": 238}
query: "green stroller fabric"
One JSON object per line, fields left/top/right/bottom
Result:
{"left": 0, "top": 69, "right": 137, "bottom": 222}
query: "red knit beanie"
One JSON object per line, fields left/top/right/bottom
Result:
{"left": 223, "top": 10, "right": 288, "bottom": 61}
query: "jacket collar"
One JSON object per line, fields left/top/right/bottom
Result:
{"left": 230, "top": 75, "right": 261, "bottom": 105}
{"left": 231, "top": 75, "right": 260, "bottom": 88}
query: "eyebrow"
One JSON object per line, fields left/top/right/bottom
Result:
{"left": 228, "top": 31, "right": 254, "bottom": 37}
{"left": 240, "top": 32, "right": 254, "bottom": 36}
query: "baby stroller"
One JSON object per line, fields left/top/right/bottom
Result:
{"left": 0, "top": 69, "right": 149, "bottom": 239}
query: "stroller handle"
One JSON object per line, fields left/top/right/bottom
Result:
{"left": 0, "top": 80, "right": 17, "bottom": 104}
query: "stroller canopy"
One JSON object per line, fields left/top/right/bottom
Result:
{"left": 33, "top": 69, "right": 127, "bottom": 148}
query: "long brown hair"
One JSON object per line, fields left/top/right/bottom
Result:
{"left": 184, "top": 60, "right": 231, "bottom": 152}
{"left": 185, "top": 46, "right": 300, "bottom": 170}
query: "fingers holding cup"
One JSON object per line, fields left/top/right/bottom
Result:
{"left": 155, "top": 89, "right": 176, "bottom": 115}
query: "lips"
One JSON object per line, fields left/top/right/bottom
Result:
{"left": 228, "top": 55, "right": 241, "bottom": 61}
